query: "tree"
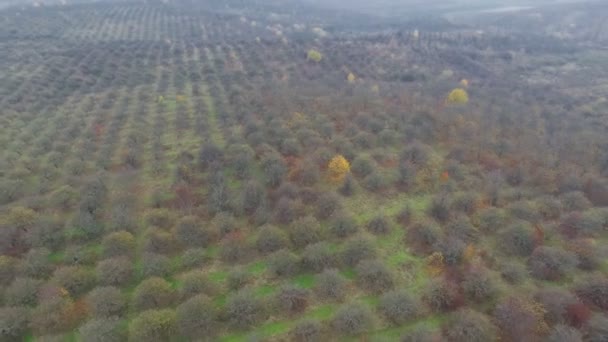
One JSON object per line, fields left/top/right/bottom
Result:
{"left": 5, "top": 277, "right": 41, "bottom": 306}
{"left": 328, "top": 155, "right": 350, "bottom": 183}
{"left": 447, "top": 88, "right": 469, "bottom": 104}
{"left": 307, "top": 49, "right": 322, "bottom": 62}
{"left": 79, "top": 317, "right": 126, "bottom": 342}
{"left": 131, "top": 277, "right": 174, "bottom": 312}
{"left": 275, "top": 286, "right": 310, "bottom": 315}
{"left": 102, "top": 231, "right": 135, "bottom": 258}
{"left": 255, "top": 224, "right": 288, "bottom": 254}
{"left": 444, "top": 309, "right": 499, "bottom": 342}
{"left": 225, "top": 289, "right": 266, "bottom": 329}
{"left": 87, "top": 286, "right": 125, "bottom": 318}
{"left": 378, "top": 290, "right": 420, "bottom": 325}
{"left": 547, "top": 325, "right": 582, "bottom": 342}
{"left": 0, "top": 306, "right": 29, "bottom": 341}
{"left": 96, "top": 257, "right": 133, "bottom": 286}
{"left": 356, "top": 259, "right": 394, "bottom": 294}
{"left": 290, "top": 319, "right": 321, "bottom": 342}
{"left": 315, "top": 268, "right": 347, "bottom": 301}
{"left": 301, "top": 242, "right": 334, "bottom": 272}
{"left": 332, "top": 303, "right": 374, "bottom": 335}
{"left": 176, "top": 294, "right": 217, "bottom": 340}
{"left": 268, "top": 249, "right": 300, "bottom": 277}
{"left": 51, "top": 266, "right": 96, "bottom": 297}
{"left": 528, "top": 246, "right": 578, "bottom": 281}
{"left": 129, "top": 309, "right": 176, "bottom": 342}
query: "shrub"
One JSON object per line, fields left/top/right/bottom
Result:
{"left": 131, "top": 277, "right": 174, "bottom": 311}
{"left": 25, "top": 216, "right": 65, "bottom": 250}
{"left": 63, "top": 244, "right": 99, "bottom": 266}
{"left": 534, "top": 288, "right": 578, "bottom": 325}
{"left": 52, "top": 266, "right": 96, "bottom": 297}
{"left": 96, "top": 257, "right": 133, "bottom": 286}
{"left": 0, "top": 306, "right": 29, "bottom": 341}
{"left": 274, "top": 197, "right": 300, "bottom": 224}
{"left": 227, "top": 268, "right": 251, "bottom": 290}
{"left": 219, "top": 236, "right": 251, "bottom": 264}
{"left": 423, "top": 281, "right": 461, "bottom": 312}
{"left": 225, "top": 290, "right": 265, "bottom": 329}
{"left": 176, "top": 294, "right": 217, "bottom": 340}
{"left": 255, "top": 224, "right": 288, "bottom": 254}
{"left": 367, "top": 215, "right": 391, "bottom": 235}
{"left": 30, "top": 297, "right": 79, "bottom": 335}
{"left": 396, "top": 205, "right": 413, "bottom": 225}
{"left": 499, "top": 261, "right": 527, "bottom": 284}
{"left": 529, "top": 246, "right": 578, "bottom": 281}
{"left": 332, "top": 303, "right": 374, "bottom": 335}
{"left": 339, "top": 173, "right": 358, "bottom": 196}
{"left": 129, "top": 309, "right": 176, "bottom": 342}
{"left": 351, "top": 156, "right": 376, "bottom": 178}
{"left": 297, "top": 161, "right": 320, "bottom": 186}
{"left": 179, "top": 271, "right": 214, "bottom": 300}
{"left": 174, "top": 216, "right": 209, "bottom": 248}
{"left": 493, "top": 297, "right": 548, "bottom": 341}
{"left": 301, "top": 242, "right": 334, "bottom": 272}
{"left": 574, "top": 276, "right": 608, "bottom": 310}
{"left": 290, "top": 319, "right": 321, "bottom": 342}
{"left": 378, "top": 290, "right": 420, "bottom": 325}
{"left": 444, "top": 309, "right": 498, "bottom": 342}
{"left": 102, "top": 231, "right": 135, "bottom": 258}
{"left": 87, "top": 286, "right": 125, "bottom": 317}
{"left": 538, "top": 196, "right": 563, "bottom": 220}
{"left": 508, "top": 200, "right": 541, "bottom": 223}
{"left": 289, "top": 216, "right": 322, "bottom": 249}
{"left": 315, "top": 268, "right": 347, "bottom": 301}
{"left": 446, "top": 216, "right": 478, "bottom": 243}
{"left": 180, "top": 248, "right": 208, "bottom": 270}
{"left": 212, "top": 212, "right": 237, "bottom": 238}
{"left": 315, "top": 192, "right": 341, "bottom": 219}
{"left": 20, "top": 248, "right": 52, "bottom": 278}
{"left": 428, "top": 196, "right": 451, "bottom": 223}
{"left": 141, "top": 253, "right": 171, "bottom": 278}
{"left": 356, "top": 259, "right": 394, "bottom": 294}
{"left": 363, "top": 171, "right": 389, "bottom": 192}
{"left": 268, "top": 249, "right": 300, "bottom": 277}
{"left": 241, "top": 180, "right": 265, "bottom": 215}
{"left": 5, "top": 277, "right": 41, "bottom": 306}
{"left": 275, "top": 286, "right": 310, "bottom": 315}
{"left": 407, "top": 220, "right": 441, "bottom": 253}
{"left": 547, "top": 324, "right": 582, "bottom": 342}
{"left": 341, "top": 236, "right": 376, "bottom": 266}
{"left": 261, "top": 153, "right": 287, "bottom": 187}
{"left": 462, "top": 268, "right": 498, "bottom": 303}
{"left": 500, "top": 221, "right": 536, "bottom": 256}
{"left": 433, "top": 237, "right": 466, "bottom": 266}
{"left": 561, "top": 191, "right": 591, "bottom": 212}
{"left": 142, "top": 228, "right": 178, "bottom": 254}
{"left": 79, "top": 317, "right": 126, "bottom": 342}
{"left": 475, "top": 207, "right": 505, "bottom": 232}
{"left": 330, "top": 211, "right": 359, "bottom": 238}
{"left": 585, "top": 314, "right": 608, "bottom": 342}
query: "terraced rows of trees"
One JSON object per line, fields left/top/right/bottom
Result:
{"left": 1, "top": 1, "right": 608, "bottom": 341}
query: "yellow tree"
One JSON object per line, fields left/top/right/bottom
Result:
{"left": 347, "top": 72, "right": 356, "bottom": 83}
{"left": 328, "top": 155, "right": 350, "bottom": 183}
{"left": 446, "top": 88, "right": 469, "bottom": 104}
{"left": 307, "top": 49, "right": 323, "bottom": 62}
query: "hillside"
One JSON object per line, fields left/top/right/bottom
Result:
{"left": 1, "top": 1, "right": 608, "bottom": 341}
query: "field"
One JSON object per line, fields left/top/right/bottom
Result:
{"left": 1, "top": 1, "right": 608, "bottom": 341}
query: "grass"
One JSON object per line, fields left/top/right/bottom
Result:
{"left": 247, "top": 261, "right": 267, "bottom": 275}
{"left": 291, "top": 273, "right": 316, "bottom": 289}
{"left": 254, "top": 284, "right": 277, "bottom": 297}
{"left": 209, "top": 270, "right": 228, "bottom": 283}
{"left": 305, "top": 304, "right": 336, "bottom": 320}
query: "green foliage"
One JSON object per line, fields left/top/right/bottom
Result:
{"left": 307, "top": 49, "right": 323, "bottom": 62}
